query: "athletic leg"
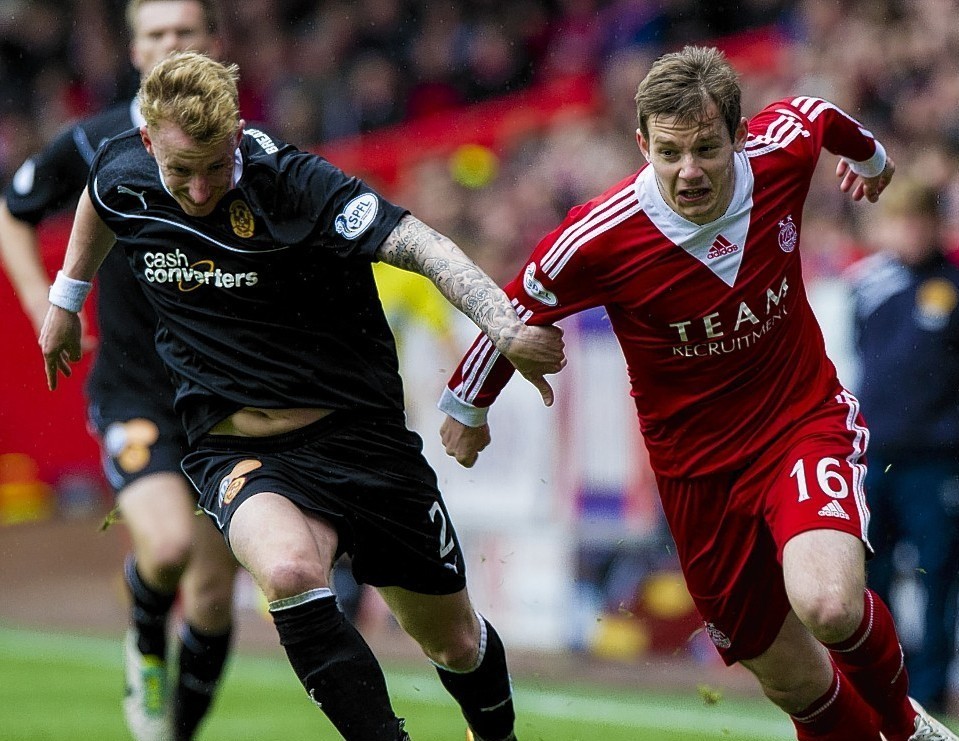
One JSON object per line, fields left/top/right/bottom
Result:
{"left": 739, "top": 611, "right": 881, "bottom": 739}
{"left": 228, "top": 491, "right": 407, "bottom": 741}
{"left": 172, "top": 513, "right": 237, "bottom": 740}
{"left": 378, "top": 586, "right": 516, "bottom": 741}
{"left": 120, "top": 472, "right": 199, "bottom": 644}
{"left": 119, "top": 471, "right": 200, "bottom": 741}
{"left": 784, "top": 529, "right": 916, "bottom": 740}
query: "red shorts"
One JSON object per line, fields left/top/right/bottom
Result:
{"left": 656, "top": 391, "right": 871, "bottom": 665}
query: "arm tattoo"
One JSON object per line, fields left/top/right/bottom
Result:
{"left": 378, "top": 215, "right": 518, "bottom": 345}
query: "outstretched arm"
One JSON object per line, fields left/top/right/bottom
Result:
{"left": 376, "top": 214, "right": 565, "bottom": 404}
{"left": 40, "top": 188, "right": 115, "bottom": 390}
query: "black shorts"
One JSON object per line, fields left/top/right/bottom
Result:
{"left": 181, "top": 411, "right": 467, "bottom": 595}
{"left": 88, "top": 397, "right": 190, "bottom": 495}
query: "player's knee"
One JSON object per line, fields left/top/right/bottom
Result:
{"left": 420, "top": 620, "right": 482, "bottom": 671}
{"left": 139, "top": 537, "right": 193, "bottom": 583}
{"left": 425, "top": 638, "right": 479, "bottom": 672}
{"left": 793, "top": 592, "right": 863, "bottom": 644}
{"left": 258, "top": 556, "right": 327, "bottom": 602}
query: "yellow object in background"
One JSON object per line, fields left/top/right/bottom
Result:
{"left": 373, "top": 262, "right": 455, "bottom": 341}
{"left": 642, "top": 571, "right": 696, "bottom": 620}
{"left": 449, "top": 143, "right": 499, "bottom": 189}
{"left": 0, "top": 453, "right": 55, "bottom": 525}
{"left": 590, "top": 613, "right": 651, "bottom": 661}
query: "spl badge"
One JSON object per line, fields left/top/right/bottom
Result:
{"left": 229, "top": 200, "right": 255, "bottom": 238}
{"left": 218, "top": 459, "right": 262, "bottom": 506}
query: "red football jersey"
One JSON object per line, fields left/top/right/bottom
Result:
{"left": 442, "top": 97, "right": 887, "bottom": 478}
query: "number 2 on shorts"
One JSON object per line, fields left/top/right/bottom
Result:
{"left": 429, "top": 501, "right": 456, "bottom": 558}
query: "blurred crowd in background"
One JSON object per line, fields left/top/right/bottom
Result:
{"left": 0, "top": 0, "right": 955, "bottom": 285}
{"left": 2, "top": 0, "right": 959, "bottom": 687}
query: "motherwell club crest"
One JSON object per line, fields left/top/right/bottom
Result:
{"left": 230, "top": 199, "right": 255, "bottom": 238}
{"left": 218, "top": 459, "right": 262, "bottom": 506}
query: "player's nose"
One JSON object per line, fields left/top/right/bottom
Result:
{"left": 189, "top": 178, "right": 211, "bottom": 204}
{"left": 678, "top": 154, "right": 704, "bottom": 179}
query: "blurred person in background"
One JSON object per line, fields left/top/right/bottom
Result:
{"left": 39, "top": 51, "right": 565, "bottom": 741}
{"left": 0, "top": 3, "right": 237, "bottom": 740}
{"left": 847, "top": 177, "right": 959, "bottom": 716}
{"left": 440, "top": 45, "right": 956, "bottom": 740}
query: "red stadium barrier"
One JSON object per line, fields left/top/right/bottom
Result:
{"left": 0, "top": 217, "right": 102, "bottom": 499}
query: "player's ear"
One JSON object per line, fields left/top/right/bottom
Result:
{"left": 235, "top": 120, "right": 246, "bottom": 146}
{"left": 732, "top": 117, "right": 748, "bottom": 153}
{"left": 636, "top": 129, "right": 650, "bottom": 160}
{"left": 140, "top": 126, "right": 154, "bottom": 156}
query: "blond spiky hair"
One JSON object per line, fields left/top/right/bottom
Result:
{"left": 139, "top": 50, "right": 240, "bottom": 144}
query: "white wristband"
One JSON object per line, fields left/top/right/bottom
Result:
{"left": 845, "top": 140, "right": 887, "bottom": 179}
{"left": 48, "top": 271, "right": 93, "bottom": 313}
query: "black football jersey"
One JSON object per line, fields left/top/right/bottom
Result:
{"left": 88, "top": 127, "right": 410, "bottom": 442}
{"left": 4, "top": 100, "right": 175, "bottom": 410}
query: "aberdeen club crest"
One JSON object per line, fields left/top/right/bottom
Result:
{"left": 778, "top": 215, "right": 797, "bottom": 253}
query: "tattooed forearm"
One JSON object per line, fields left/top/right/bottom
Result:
{"left": 378, "top": 215, "right": 520, "bottom": 348}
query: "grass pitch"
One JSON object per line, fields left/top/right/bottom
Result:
{"left": 0, "top": 624, "right": 797, "bottom": 740}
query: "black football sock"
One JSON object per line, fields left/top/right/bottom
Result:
{"left": 173, "top": 623, "right": 232, "bottom": 740}
{"left": 270, "top": 588, "right": 407, "bottom": 740}
{"left": 124, "top": 555, "right": 176, "bottom": 658}
{"left": 434, "top": 615, "right": 516, "bottom": 741}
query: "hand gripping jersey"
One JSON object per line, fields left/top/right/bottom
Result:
{"left": 441, "top": 97, "right": 887, "bottom": 478}
{"left": 4, "top": 101, "right": 173, "bottom": 408}
{"left": 88, "top": 128, "right": 409, "bottom": 443}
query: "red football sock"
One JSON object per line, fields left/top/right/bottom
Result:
{"left": 825, "top": 589, "right": 916, "bottom": 740}
{"left": 790, "top": 663, "right": 881, "bottom": 740}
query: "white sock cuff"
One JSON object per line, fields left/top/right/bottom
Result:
{"left": 268, "top": 587, "right": 334, "bottom": 612}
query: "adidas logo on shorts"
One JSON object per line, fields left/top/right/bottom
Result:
{"left": 818, "top": 500, "right": 850, "bottom": 520}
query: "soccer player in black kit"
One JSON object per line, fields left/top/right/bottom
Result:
{"left": 40, "top": 51, "right": 565, "bottom": 741}
{"left": 0, "top": 4, "right": 235, "bottom": 741}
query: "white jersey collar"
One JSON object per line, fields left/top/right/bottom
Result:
{"left": 635, "top": 150, "right": 754, "bottom": 287}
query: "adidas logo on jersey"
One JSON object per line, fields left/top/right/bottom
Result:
{"left": 706, "top": 234, "right": 739, "bottom": 259}
{"left": 818, "top": 500, "right": 850, "bottom": 520}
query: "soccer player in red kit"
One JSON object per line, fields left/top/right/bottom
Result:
{"left": 440, "top": 46, "right": 955, "bottom": 741}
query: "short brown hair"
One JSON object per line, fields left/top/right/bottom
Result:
{"left": 139, "top": 51, "right": 239, "bottom": 144}
{"left": 126, "top": 0, "right": 219, "bottom": 35}
{"left": 634, "top": 46, "right": 742, "bottom": 141}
